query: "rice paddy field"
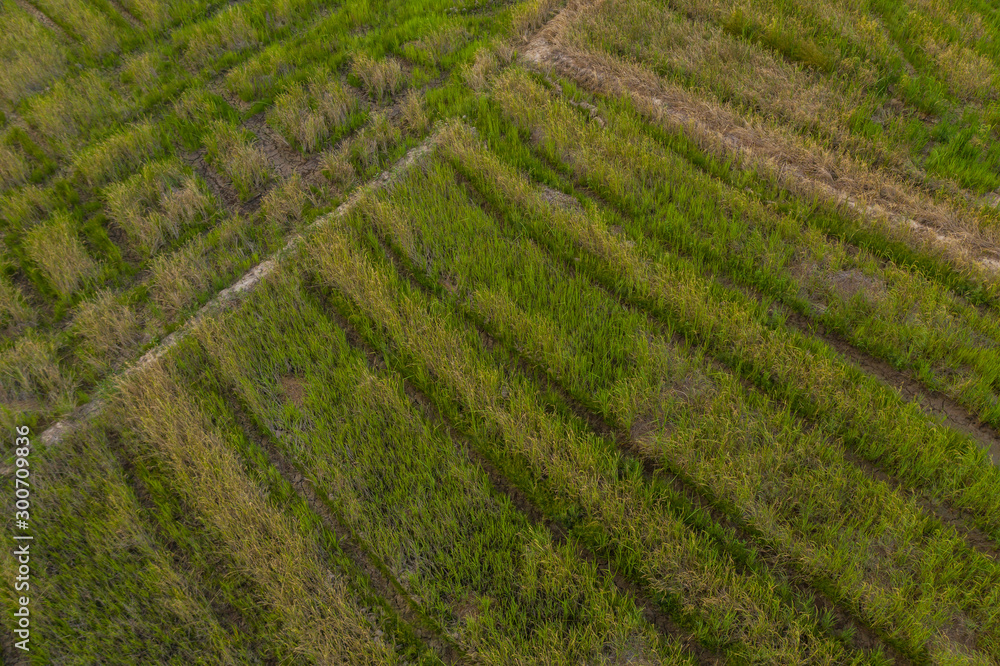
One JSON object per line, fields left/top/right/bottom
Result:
{"left": 2, "top": 0, "right": 1000, "bottom": 662}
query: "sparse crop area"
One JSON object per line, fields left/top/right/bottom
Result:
{"left": 2, "top": 0, "right": 1000, "bottom": 663}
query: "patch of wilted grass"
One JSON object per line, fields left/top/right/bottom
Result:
{"left": 104, "top": 158, "right": 212, "bottom": 255}
{"left": 267, "top": 73, "right": 359, "bottom": 153}
{"left": 24, "top": 71, "right": 133, "bottom": 147}
{"left": 148, "top": 241, "right": 211, "bottom": 318}
{"left": 24, "top": 212, "right": 99, "bottom": 298}
{"left": 203, "top": 120, "right": 272, "bottom": 201}
{"left": 225, "top": 49, "right": 296, "bottom": 102}
{"left": 121, "top": 51, "right": 164, "bottom": 96}
{"left": 511, "top": 0, "right": 561, "bottom": 38}
{"left": 0, "top": 331, "right": 74, "bottom": 411}
{"left": 114, "top": 358, "right": 402, "bottom": 664}
{"left": 181, "top": 5, "right": 261, "bottom": 72}
{"left": 118, "top": 0, "right": 170, "bottom": 29}
{"left": 0, "top": 421, "right": 258, "bottom": 664}
{"left": 73, "top": 120, "right": 169, "bottom": 188}
{"left": 0, "top": 2, "right": 67, "bottom": 104}
{"left": 148, "top": 211, "right": 274, "bottom": 321}
{"left": 351, "top": 54, "right": 406, "bottom": 103}
{"left": 260, "top": 173, "right": 307, "bottom": 231}
{"left": 0, "top": 276, "right": 34, "bottom": 333}
{"left": 347, "top": 110, "right": 403, "bottom": 176}
{"left": 404, "top": 24, "right": 471, "bottom": 68}
{"left": 71, "top": 289, "right": 146, "bottom": 375}
{"left": 33, "top": 0, "right": 120, "bottom": 55}
{"left": 0, "top": 143, "right": 30, "bottom": 192}
{"left": 0, "top": 184, "right": 57, "bottom": 230}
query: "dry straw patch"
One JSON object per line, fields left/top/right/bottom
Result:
{"left": 268, "top": 73, "right": 358, "bottom": 152}
{"left": 183, "top": 6, "right": 260, "bottom": 71}
{"left": 0, "top": 275, "right": 34, "bottom": 333}
{"left": 261, "top": 173, "right": 308, "bottom": 230}
{"left": 121, "top": 51, "right": 162, "bottom": 95}
{"left": 25, "top": 71, "right": 128, "bottom": 145}
{"left": 352, "top": 54, "right": 406, "bottom": 102}
{"left": 72, "top": 290, "right": 146, "bottom": 374}
{"left": 0, "top": 333, "right": 74, "bottom": 409}
{"left": 114, "top": 361, "right": 400, "bottom": 664}
{"left": 0, "top": 143, "right": 29, "bottom": 191}
{"left": 24, "top": 212, "right": 98, "bottom": 297}
{"left": 0, "top": 184, "right": 56, "bottom": 229}
{"left": 104, "top": 158, "right": 211, "bottom": 254}
{"left": 148, "top": 243, "right": 211, "bottom": 318}
{"left": 203, "top": 120, "right": 272, "bottom": 201}
{"left": 73, "top": 120, "right": 166, "bottom": 187}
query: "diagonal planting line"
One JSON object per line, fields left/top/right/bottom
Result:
{"left": 38, "top": 132, "right": 440, "bottom": 449}
{"left": 520, "top": 0, "right": 1000, "bottom": 280}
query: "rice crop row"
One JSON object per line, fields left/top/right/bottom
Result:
{"left": 0, "top": 422, "right": 259, "bottom": 664}
{"left": 462, "top": 69, "right": 1000, "bottom": 545}
{"left": 486, "top": 69, "right": 1000, "bottom": 451}
{"left": 111, "top": 357, "right": 417, "bottom": 664}
{"left": 378, "top": 128, "right": 1000, "bottom": 662}
{"left": 294, "top": 191, "right": 877, "bottom": 664}
{"left": 193, "top": 268, "right": 693, "bottom": 665}
{"left": 0, "top": 0, "right": 68, "bottom": 104}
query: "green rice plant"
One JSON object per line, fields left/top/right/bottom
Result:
{"left": 113, "top": 359, "right": 403, "bottom": 664}
{"left": 386, "top": 139, "right": 1000, "bottom": 661}
{"left": 0, "top": 2, "right": 67, "bottom": 104}
{"left": 72, "top": 120, "right": 168, "bottom": 188}
{"left": 0, "top": 143, "right": 29, "bottom": 192}
{"left": 195, "top": 270, "right": 692, "bottom": 665}
{"left": 71, "top": 289, "right": 146, "bottom": 375}
{"left": 0, "top": 184, "right": 57, "bottom": 229}
{"left": 0, "top": 275, "right": 34, "bottom": 333}
{"left": 182, "top": 6, "right": 261, "bottom": 72}
{"left": 172, "top": 87, "right": 222, "bottom": 126}
{"left": 404, "top": 24, "right": 471, "bottom": 68}
{"left": 104, "top": 158, "right": 211, "bottom": 254}
{"left": 267, "top": 74, "right": 358, "bottom": 152}
{"left": 260, "top": 173, "right": 307, "bottom": 231}
{"left": 203, "top": 120, "right": 272, "bottom": 201}
{"left": 224, "top": 49, "right": 296, "bottom": 101}
{"left": 351, "top": 54, "right": 406, "bottom": 102}
{"left": 24, "top": 212, "right": 99, "bottom": 298}
{"left": 24, "top": 71, "right": 132, "bottom": 146}
{"left": 299, "top": 207, "right": 866, "bottom": 664}
{"left": 33, "top": 0, "right": 120, "bottom": 55}
{"left": 0, "top": 421, "right": 254, "bottom": 664}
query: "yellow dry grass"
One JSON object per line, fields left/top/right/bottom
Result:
{"left": 114, "top": 360, "right": 400, "bottom": 664}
